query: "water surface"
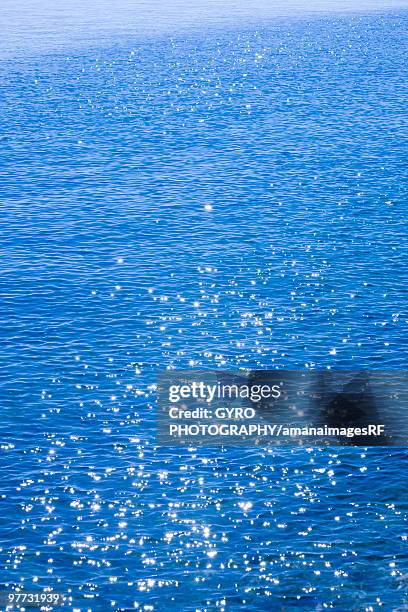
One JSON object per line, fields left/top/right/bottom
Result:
{"left": 1, "top": 7, "right": 407, "bottom": 611}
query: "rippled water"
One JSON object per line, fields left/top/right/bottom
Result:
{"left": 1, "top": 7, "right": 408, "bottom": 611}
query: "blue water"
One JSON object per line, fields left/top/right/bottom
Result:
{"left": 1, "top": 8, "right": 408, "bottom": 610}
